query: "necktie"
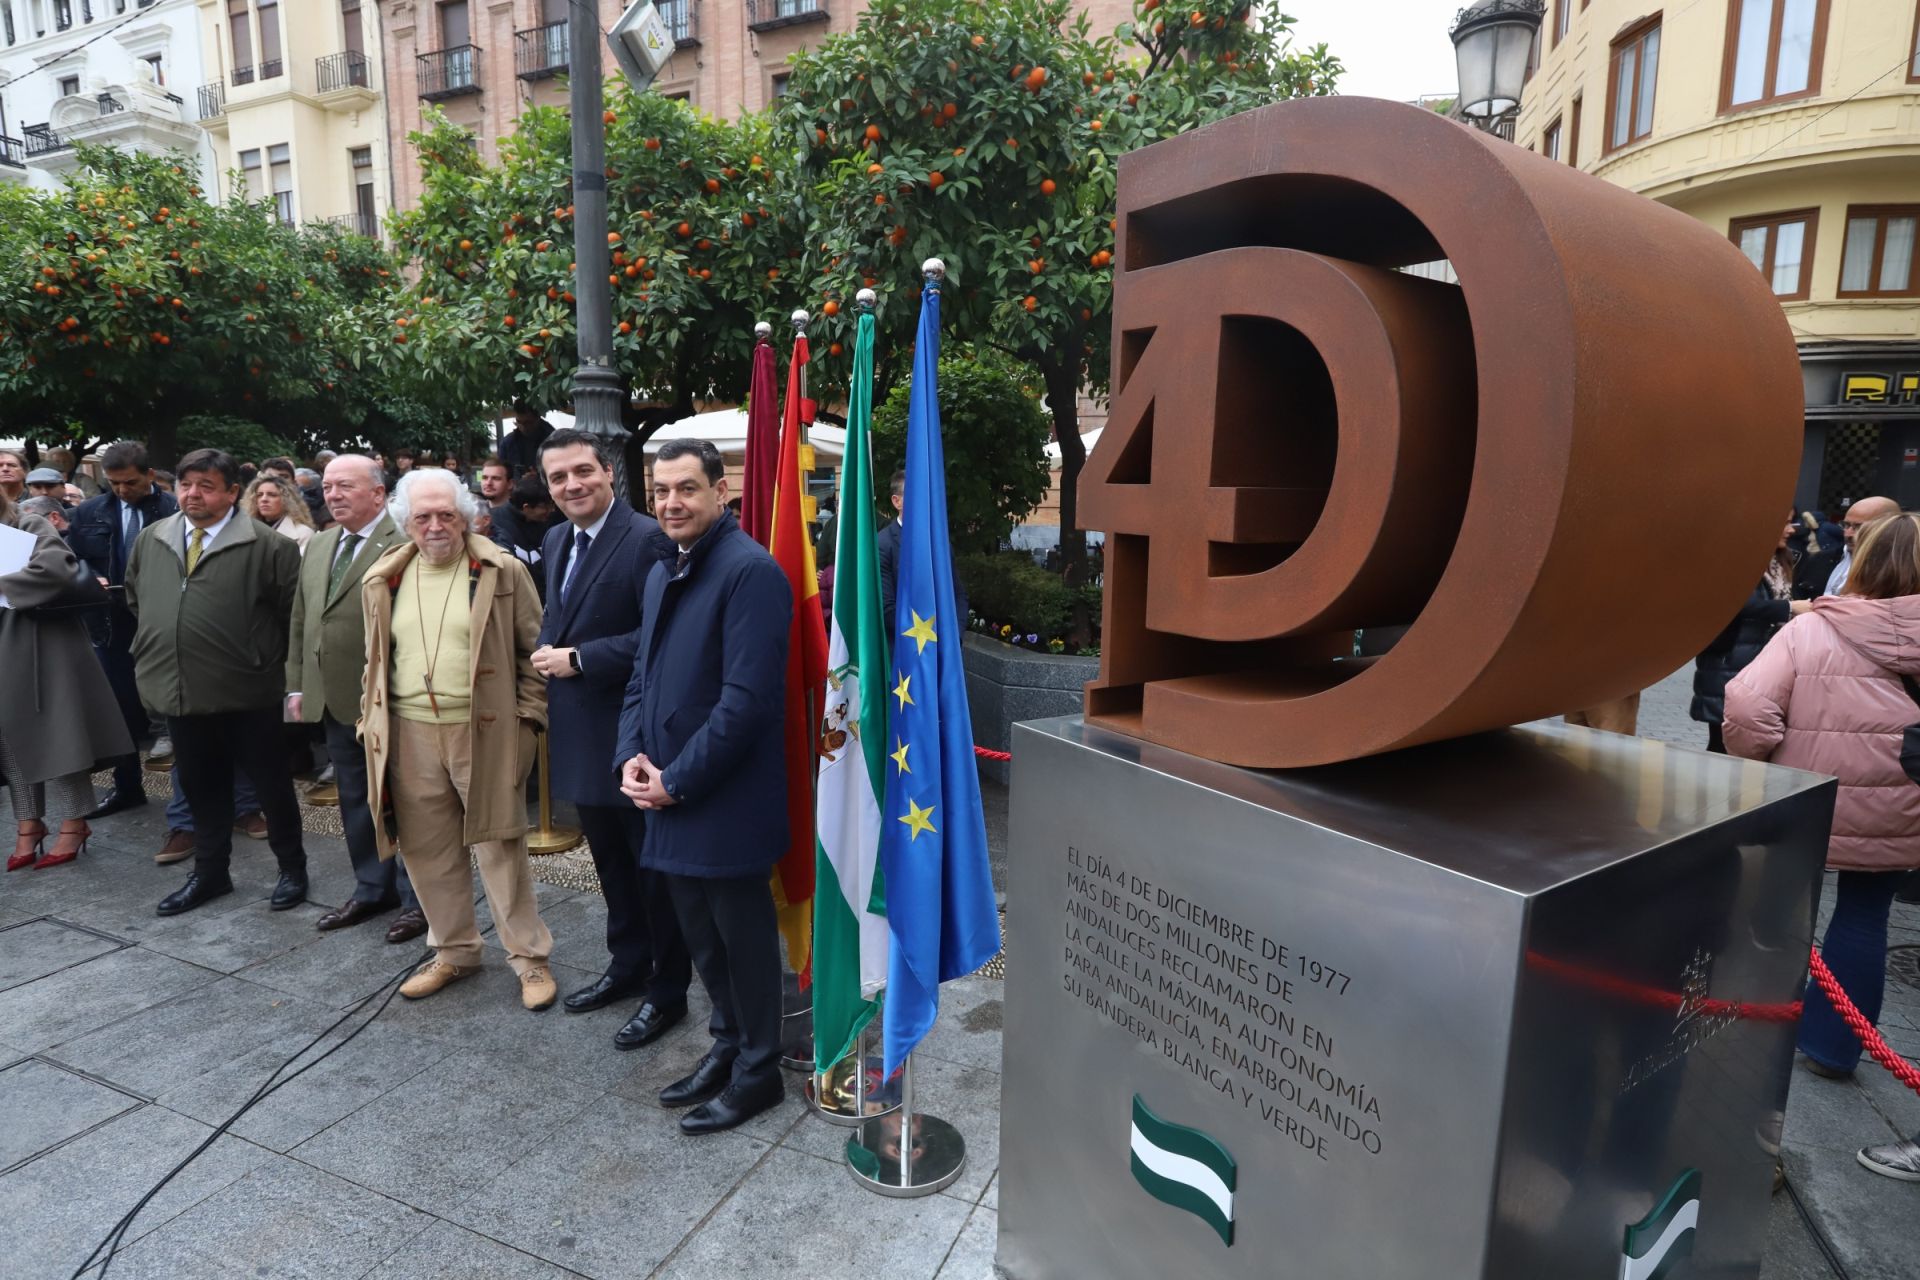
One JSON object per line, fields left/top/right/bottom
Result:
{"left": 562, "top": 529, "right": 590, "bottom": 603}
{"left": 186, "top": 527, "right": 205, "bottom": 575}
{"left": 122, "top": 502, "right": 140, "bottom": 551}
{"left": 675, "top": 548, "right": 691, "bottom": 578}
{"left": 328, "top": 532, "right": 363, "bottom": 598}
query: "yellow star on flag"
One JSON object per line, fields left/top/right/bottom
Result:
{"left": 893, "top": 673, "right": 914, "bottom": 710}
{"left": 902, "top": 610, "right": 938, "bottom": 654}
{"left": 899, "top": 797, "right": 938, "bottom": 841}
{"left": 891, "top": 737, "right": 911, "bottom": 774}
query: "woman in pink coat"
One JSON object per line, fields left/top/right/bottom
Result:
{"left": 1723, "top": 512, "right": 1920, "bottom": 1081}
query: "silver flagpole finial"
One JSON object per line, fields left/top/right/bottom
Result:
{"left": 790, "top": 308, "right": 810, "bottom": 334}
{"left": 921, "top": 257, "right": 945, "bottom": 282}
{"left": 856, "top": 288, "right": 876, "bottom": 311}
{"left": 754, "top": 320, "right": 772, "bottom": 340}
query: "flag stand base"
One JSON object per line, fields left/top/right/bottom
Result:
{"left": 845, "top": 1054, "right": 964, "bottom": 1197}
{"left": 780, "top": 971, "right": 814, "bottom": 1072}
{"left": 805, "top": 1030, "right": 901, "bottom": 1127}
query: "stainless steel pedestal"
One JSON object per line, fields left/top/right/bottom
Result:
{"left": 998, "top": 717, "right": 1834, "bottom": 1280}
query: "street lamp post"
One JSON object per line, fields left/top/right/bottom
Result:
{"left": 1449, "top": 0, "right": 1546, "bottom": 139}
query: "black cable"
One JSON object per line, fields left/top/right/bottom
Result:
{"left": 70, "top": 947, "right": 427, "bottom": 1279}
{"left": 3, "top": 8, "right": 149, "bottom": 94}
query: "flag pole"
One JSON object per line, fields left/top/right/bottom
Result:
{"left": 780, "top": 305, "right": 819, "bottom": 1076}
{"left": 844, "top": 258, "right": 970, "bottom": 1198}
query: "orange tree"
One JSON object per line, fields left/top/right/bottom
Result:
{"left": 775, "top": 0, "right": 1339, "bottom": 587}
{"left": 0, "top": 144, "right": 395, "bottom": 465}
{"left": 382, "top": 96, "right": 807, "bottom": 436}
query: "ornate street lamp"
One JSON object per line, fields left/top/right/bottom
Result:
{"left": 564, "top": 1, "right": 675, "bottom": 502}
{"left": 1449, "top": 0, "right": 1545, "bottom": 137}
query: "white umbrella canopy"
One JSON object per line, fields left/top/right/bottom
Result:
{"left": 1044, "top": 427, "right": 1102, "bottom": 463}
{"left": 643, "top": 407, "right": 844, "bottom": 463}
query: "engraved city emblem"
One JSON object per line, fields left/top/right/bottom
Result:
{"left": 1129, "top": 1094, "right": 1237, "bottom": 1247}
{"left": 1619, "top": 1168, "right": 1701, "bottom": 1280}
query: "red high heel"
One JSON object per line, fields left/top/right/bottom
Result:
{"left": 9, "top": 822, "right": 47, "bottom": 872}
{"left": 35, "top": 822, "right": 90, "bottom": 870}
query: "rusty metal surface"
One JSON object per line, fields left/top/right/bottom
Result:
{"left": 1080, "top": 97, "right": 1804, "bottom": 768}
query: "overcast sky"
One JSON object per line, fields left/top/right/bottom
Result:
{"left": 1278, "top": 0, "right": 1464, "bottom": 103}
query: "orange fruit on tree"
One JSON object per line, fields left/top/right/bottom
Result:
{"left": 822, "top": 299, "right": 840, "bottom": 316}
{"left": 865, "top": 124, "right": 882, "bottom": 141}
{"left": 971, "top": 33, "right": 985, "bottom": 46}
{"left": 1026, "top": 66, "right": 1048, "bottom": 91}
{"left": 867, "top": 163, "right": 884, "bottom": 176}
{"left": 706, "top": 178, "right": 720, "bottom": 193}
{"left": 1040, "top": 178, "right": 1057, "bottom": 196}
{"left": 677, "top": 221, "right": 692, "bottom": 237}
{"left": 1090, "top": 119, "right": 1103, "bottom": 131}
{"left": 604, "top": 110, "right": 617, "bottom": 124}
{"left": 503, "top": 315, "right": 516, "bottom": 327}
{"left": 1023, "top": 295, "right": 1038, "bottom": 312}
{"left": 608, "top": 231, "right": 621, "bottom": 243}
{"left": 768, "top": 268, "right": 781, "bottom": 280}
{"left": 625, "top": 264, "right": 640, "bottom": 278}
{"left": 645, "top": 137, "right": 660, "bottom": 150}
{"left": 829, "top": 342, "right": 843, "bottom": 356}
{"left": 618, "top": 321, "right": 632, "bottom": 334}
{"left": 928, "top": 171, "right": 945, "bottom": 188}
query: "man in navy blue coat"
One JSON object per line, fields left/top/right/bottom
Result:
{"left": 67, "top": 440, "right": 178, "bottom": 818}
{"left": 529, "top": 430, "right": 691, "bottom": 1045}
{"left": 616, "top": 438, "right": 793, "bottom": 1135}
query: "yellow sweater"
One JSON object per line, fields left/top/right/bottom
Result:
{"left": 391, "top": 555, "right": 472, "bottom": 723}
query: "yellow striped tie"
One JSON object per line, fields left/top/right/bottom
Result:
{"left": 186, "top": 527, "right": 205, "bottom": 575}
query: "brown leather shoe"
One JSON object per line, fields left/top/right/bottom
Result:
{"left": 153, "top": 829, "right": 195, "bottom": 865}
{"left": 385, "top": 907, "right": 428, "bottom": 945}
{"left": 399, "top": 959, "right": 473, "bottom": 1000}
{"left": 519, "top": 965, "right": 558, "bottom": 1012}
{"left": 237, "top": 812, "right": 268, "bottom": 840}
{"left": 316, "top": 897, "right": 399, "bottom": 932}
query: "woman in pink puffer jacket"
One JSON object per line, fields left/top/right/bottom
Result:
{"left": 1724, "top": 512, "right": 1920, "bottom": 1078}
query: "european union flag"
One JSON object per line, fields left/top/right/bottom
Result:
{"left": 878, "top": 262, "right": 1002, "bottom": 1077}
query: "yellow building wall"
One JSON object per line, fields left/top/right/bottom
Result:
{"left": 1514, "top": 0, "right": 1919, "bottom": 346}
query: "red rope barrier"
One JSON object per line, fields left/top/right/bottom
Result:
{"left": 973, "top": 745, "right": 1011, "bottom": 762}
{"left": 1525, "top": 950, "right": 1804, "bottom": 1023}
{"left": 1807, "top": 949, "right": 1920, "bottom": 1093}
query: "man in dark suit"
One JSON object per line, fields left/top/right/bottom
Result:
{"left": 617, "top": 438, "right": 793, "bottom": 1135}
{"left": 67, "top": 440, "right": 178, "bottom": 819}
{"left": 286, "top": 454, "right": 424, "bottom": 942}
{"left": 529, "top": 429, "right": 691, "bottom": 1044}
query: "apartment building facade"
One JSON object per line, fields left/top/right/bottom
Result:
{"left": 1515, "top": 0, "right": 1920, "bottom": 513}
{"left": 190, "top": 0, "right": 392, "bottom": 237}
{"left": 0, "top": 0, "right": 213, "bottom": 190}
{"left": 377, "top": 0, "right": 1134, "bottom": 215}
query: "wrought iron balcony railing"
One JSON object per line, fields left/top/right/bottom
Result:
{"left": 316, "top": 50, "right": 370, "bottom": 93}
{"left": 320, "top": 211, "right": 381, "bottom": 239}
{"left": 746, "top": 0, "right": 825, "bottom": 33}
{"left": 514, "top": 22, "right": 567, "bottom": 80}
{"left": 418, "top": 45, "right": 481, "bottom": 100}
{"left": 197, "top": 80, "right": 226, "bottom": 119}
{"left": 260, "top": 58, "right": 284, "bottom": 82}
{"left": 23, "top": 124, "right": 69, "bottom": 158}
{"left": 0, "top": 136, "right": 25, "bottom": 169}
{"left": 660, "top": 0, "right": 699, "bottom": 45}
{"left": 232, "top": 64, "right": 256, "bottom": 86}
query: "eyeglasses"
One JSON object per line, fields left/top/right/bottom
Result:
{"left": 409, "top": 511, "right": 463, "bottom": 528}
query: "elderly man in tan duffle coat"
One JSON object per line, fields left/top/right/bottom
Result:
{"left": 358, "top": 467, "right": 558, "bottom": 1011}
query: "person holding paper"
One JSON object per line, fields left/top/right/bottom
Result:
{"left": 0, "top": 487, "right": 133, "bottom": 871}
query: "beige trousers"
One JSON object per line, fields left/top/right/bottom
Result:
{"left": 1565, "top": 691, "right": 1642, "bottom": 736}
{"left": 389, "top": 716, "right": 552, "bottom": 974}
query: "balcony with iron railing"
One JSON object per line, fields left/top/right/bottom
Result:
{"left": 197, "top": 80, "right": 226, "bottom": 121}
{"left": 660, "top": 0, "right": 699, "bottom": 46}
{"left": 418, "top": 45, "right": 481, "bottom": 100}
{"left": 746, "top": 0, "right": 825, "bottom": 33}
{"left": 0, "top": 136, "right": 25, "bottom": 169}
{"left": 232, "top": 64, "right": 256, "bottom": 86}
{"left": 515, "top": 22, "right": 567, "bottom": 80}
{"left": 319, "top": 211, "right": 381, "bottom": 240}
{"left": 24, "top": 124, "right": 69, "bottom": 158}
{"left": 316, "top": 50, "right": 371, "bottom": 94}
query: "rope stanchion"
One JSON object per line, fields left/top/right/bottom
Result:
{"left": 1807, "top": 949, "right": 1920, "bottom": 1094}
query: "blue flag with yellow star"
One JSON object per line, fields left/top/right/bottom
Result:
{"left": 877, "top": 267, "right": 1002, "bottom": 1077}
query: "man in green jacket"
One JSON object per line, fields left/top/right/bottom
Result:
{"left": 127, "top": 448, "right": 307, "bottom": 917}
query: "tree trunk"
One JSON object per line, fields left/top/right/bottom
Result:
{"left": 1046, "top": 359, "right": 1087, "bottom": 586}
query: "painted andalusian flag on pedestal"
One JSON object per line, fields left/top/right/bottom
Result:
{"left": 812, "top": 305, "right": 889, "bottom": 1069}
{"left": 1129, "top": 1094, "right": 1237, "bottom": 1247}
{"left": 1618, "top": 1168, "right": 1700, "bottom": 1280}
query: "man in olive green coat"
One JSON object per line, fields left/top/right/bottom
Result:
{"left": 127, "top": 448, "right": 307, "bottom": 917}
{"left": 285, "top": 454, "right": 422, "bottom": 940}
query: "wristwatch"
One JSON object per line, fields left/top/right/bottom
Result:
{"left": 568, "top": 649, "right": 582, "bottom": 674}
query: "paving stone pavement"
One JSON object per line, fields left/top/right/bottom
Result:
{"left": 1, "top": 678, "right": 1913, "bottom": 1279}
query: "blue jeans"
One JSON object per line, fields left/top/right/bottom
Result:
{"left": 1798, "top": 870, "right": 1906, "bottom": 1073}
{"left": 164, "top": 762, "right": 258, "bottom": 832}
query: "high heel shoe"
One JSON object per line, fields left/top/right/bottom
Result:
{"left": 9, "top": 822, "right": 47, "bottom": 872}
{"left": 35, "top": 821, "right": 89, "bottom": 870}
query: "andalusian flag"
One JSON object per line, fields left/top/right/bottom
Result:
{"left": 769, "top": 326, "right": 827, "bottom": 979}
{"left": 812, "top": 304, "right": 889, "bottom": 1069}
{"left": 1129, "top": 1095, "right": 1237, "bottom": 1247}
{"left": 1619, "top": 1169, "right": 1700, "bottom": 1280}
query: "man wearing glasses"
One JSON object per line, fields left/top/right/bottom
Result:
{"left": 1826, "top": 497, "right": 1900, "bottom": 597}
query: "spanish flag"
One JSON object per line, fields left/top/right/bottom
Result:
{"left": 768, "top": 327, "right": 827, "bottom": 980}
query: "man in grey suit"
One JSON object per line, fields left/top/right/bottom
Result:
{"left": 285, "top": 454, "right": 424, "bottom": 942}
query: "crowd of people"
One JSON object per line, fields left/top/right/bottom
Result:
{"left": 0, "top": 428, "right": 802, "bottom": 1136}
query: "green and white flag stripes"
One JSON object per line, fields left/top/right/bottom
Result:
{"left": 1129, "top": 1094, "right": 1237, "bottom": 1247}
{"left": 812, "top": 305, "right": 890, "bottom": 1070}
{"left": 1618, "top": 1168, "right": 1700, "bottom": 1280}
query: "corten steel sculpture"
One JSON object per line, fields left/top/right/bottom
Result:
{"left": 1080, "top": 97, "right": 1804, "bottom": 769}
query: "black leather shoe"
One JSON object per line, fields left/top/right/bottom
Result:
{"left": 269, "top": 873, "right": 308, "bottom": 911}
{"left": 660, "top": 1052, "right": 735, "bottom": 1109}
{"left": 316, "top": 897, "right": 398, "bottom": 931}
{"left": 680, "top": 1077, "right": 784, "bottom": 1135}
{"left": 157, "top": 871, "right": 233, "bottom": 917}
{"left": 563, "top": 972, "right": 646, "bottom": 1014}
{"left": 84, "top": 788, "right": 148, "bottom": 820}
{"left": 614, "top": 1001, "right": 688, "bottom": 1050}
